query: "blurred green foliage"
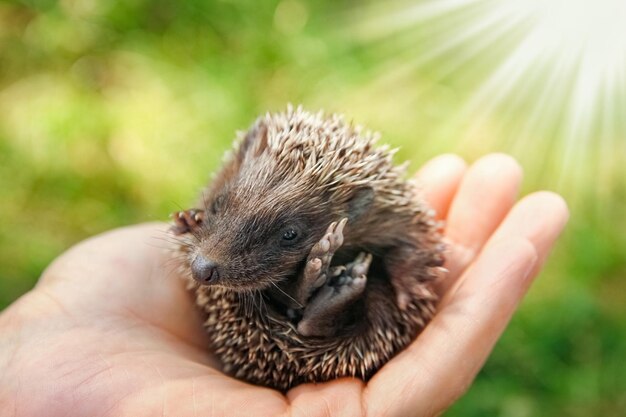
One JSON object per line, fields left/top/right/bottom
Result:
{"left": 0, "top": 1, "right": 624, "bottom": 416}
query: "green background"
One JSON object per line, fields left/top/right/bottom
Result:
{"left": 1, "top": 1, "right": 624, "bottom": 416}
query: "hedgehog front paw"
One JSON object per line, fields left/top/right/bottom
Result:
{"left": 309, "top": 218, "right": 347, "bottom": 270}
{"left": 170, "top": 209, "right": 205, "bottom": 235}
{"left": 294, "top": 218, "right": 348, "bottom": 305}
{"left": 297, "top": 251, "right": 371, "bottom": 338}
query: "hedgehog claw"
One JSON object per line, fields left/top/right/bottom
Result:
{"left": 345, "top": 252, "right": 372, "bottom": 280}
{"left": 170, "top": 209, "right": 205, "bottom": 235}
{"left": 312, "top": 218, "right": 347, "bottom": 263}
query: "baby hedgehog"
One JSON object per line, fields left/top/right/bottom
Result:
{"left": 171, "top": 106, "right": 445, "bottom": 391}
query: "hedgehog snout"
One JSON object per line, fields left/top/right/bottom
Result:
{"left": 191, "top": 255, "right": 221, "bottom": 285}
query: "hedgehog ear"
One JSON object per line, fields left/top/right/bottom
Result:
{"left": 347, "top": 186, "right": 374, "bottom": 221}
{"left": 238, "top": 120, "right": 269, "bottom": 162}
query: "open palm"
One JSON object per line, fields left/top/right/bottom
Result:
{"left": 0, "top": 154, "right": 568, "bottom": 417}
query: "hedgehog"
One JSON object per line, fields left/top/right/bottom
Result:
{"left": 171, "top": 106, "right": 445, "bottom": 391}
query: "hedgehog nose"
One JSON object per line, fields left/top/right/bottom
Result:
{"left": 191, "top": 256, "right": 220, "bottom": 285}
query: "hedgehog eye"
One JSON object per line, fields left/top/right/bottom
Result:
{"left": 280, "top": 226, "right": 302, "bottom": 247}
{"left": 278, "top": 221, "right": 306, "bottom": 247}
{"left": 282, "top": 229, "right": 298, "bottom": 241}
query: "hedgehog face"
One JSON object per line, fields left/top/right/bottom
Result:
{"left": 190, "top": 183, "right": 330, "bottom": 292}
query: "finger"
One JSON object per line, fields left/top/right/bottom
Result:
{"left": 38, "top": 223, "right": 177, "bottom": 313}
{"left": 365, "top": 238, "right": 538, "bottom": 417}
{"left": 414, "top": 154, "right": 467, "bottom": 220}
{"left": 37, "top": 223, "right": 210, "bottom": 350}
{"left": 441, "top": 191, "right": 569, "bottom": 307}
{"left": 39, "top": 222, "right": 172, "bottom": 288}
{"left": 366, "top": 192, "right": 568, "bottom": 417}
{"left": 440, "top": 153, "right": 523, "bottom": 294}
{"left": 287, "top": 378, "right": 365, "bottom": 417}
{"left": 487, "top": 191, "right": 569, "bottom": 276}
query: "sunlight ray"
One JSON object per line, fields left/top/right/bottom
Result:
{"left": 346, "top": 0, "right": 626, "bottom": 200}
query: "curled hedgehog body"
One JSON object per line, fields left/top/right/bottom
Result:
{"left": 172, "top": 106, "right": 445, "bottom": 391}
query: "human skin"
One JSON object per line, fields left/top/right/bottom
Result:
{"left": 0, "top": 153, "right": 568, "bottom": 417}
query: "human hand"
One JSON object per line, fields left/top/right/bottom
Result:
{"left": 0, "top": 153, "right": 568, "bottom": 417}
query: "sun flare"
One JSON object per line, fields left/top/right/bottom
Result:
{"left": 348, "top": 0, "right": 626, "bottom": 198}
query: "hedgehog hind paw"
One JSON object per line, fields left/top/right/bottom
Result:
{"left": 297, "top": 276, "right": 367, "bottom": 337}
{"left": 297, "top": 251, "right": 370, "bottom": 338}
